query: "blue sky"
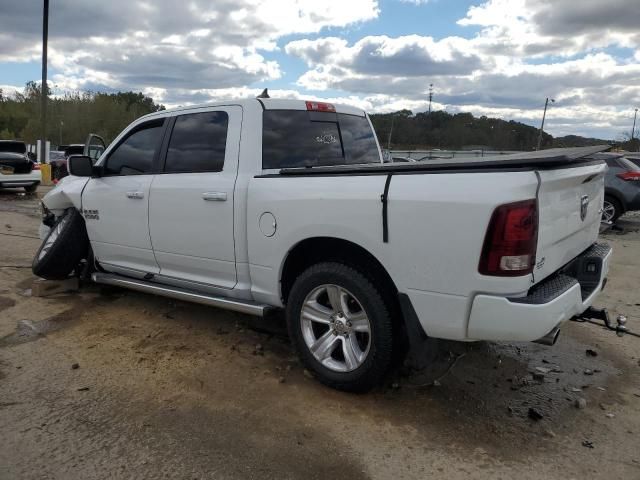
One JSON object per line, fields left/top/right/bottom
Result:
{"left": 1, "top": 0, "right": 639, "bottom": 139}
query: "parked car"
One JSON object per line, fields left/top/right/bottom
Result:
{"left": 50, "top": 138, "right": 106, "bottom": 180}
{"left": 34, "top": 99, "right": 611, "bottom": 391}
{"left": 0, "top": 140, "right": 41, "bottom": 193}
{"left": 593, "top": 153, "right": 640, "bottom": 222}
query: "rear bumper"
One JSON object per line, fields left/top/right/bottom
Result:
{"left": 0, "top": 171, "right": 41, "bottom": 188}
{"left": 467, "top": 243, "right": 612, "bottom": 342}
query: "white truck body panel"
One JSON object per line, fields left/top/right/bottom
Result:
{"left": 39, "top": 98, "right": 610, "bottom": 344}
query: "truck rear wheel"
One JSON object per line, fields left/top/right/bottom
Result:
{"left": 286, "top": 262, "right": 394, "bottom": 392}
{"left": 32, "top": 208, "right": 89, "bottom": 280}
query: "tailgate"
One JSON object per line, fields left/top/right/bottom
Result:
{"left": 534, "top": 161, "right": 606, "bottom": 283}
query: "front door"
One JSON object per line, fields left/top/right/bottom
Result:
{"left": 82, "top": 118, "right": 166, "bottom": 276}
{"left": 148, "top": 106, "right": 241, "bottom": 289}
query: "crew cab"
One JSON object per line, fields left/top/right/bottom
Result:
{"left": 34, "top": 98, "right": 612, "bottom": 391}
{"left": 0, "top": 140, "right": 41, "bottom": 192}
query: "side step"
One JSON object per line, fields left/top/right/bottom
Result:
{"left": 91, "top": 272, "right": 271, "bottom": 317}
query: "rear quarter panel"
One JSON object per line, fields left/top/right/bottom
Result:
{"left": 247, "top": 170, "right": 539, "bottom": 339}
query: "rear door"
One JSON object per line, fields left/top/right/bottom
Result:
{"left": 148, "top": 106, "right": 241, "bottom": 289}
{"left": 82, "top": 118, "right": 166, "bottom": 275}
{"left": 534, "top": 161, "right": 607, "bottom": 282}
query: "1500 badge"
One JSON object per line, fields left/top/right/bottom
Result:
{"left": 83, "top": 209, "right": 99, "bottom": 220}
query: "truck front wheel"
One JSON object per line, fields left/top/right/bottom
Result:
{"left": 32, "top": 208, "right": 89, "bottom": 280}
{"left": 286, "top": 262, "right": 394, "bottom": 392}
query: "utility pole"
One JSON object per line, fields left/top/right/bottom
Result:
{"left": 632, "top": 108, "right": 638, "bottom": 140}
{"left": 428, "top": 83, "right": 433, "bottom": 114}
{"left": 536, "top": 97, "right": 554, "bottom": 150}
{"left": 41, "top": 0, "right": 49, "bottom": 161}
{"left": 387, "top": 114, "right": 395, "bottom": 151}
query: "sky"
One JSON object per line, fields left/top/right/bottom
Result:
{"left": 0, "top": 0, "right": 639, "bottom": 139}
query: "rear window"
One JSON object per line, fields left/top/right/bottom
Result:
{"left": 262, "top": 110, "right": 380, "bottom": 169}
{"left": 620, "top": 157, "right": 640, "bottom": 172}
{"left": 0, "top": 141, "right": 26, "bottom": 154}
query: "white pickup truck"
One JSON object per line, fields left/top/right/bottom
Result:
{"left": 35, "top": 98, "right": 611, "bottom": 391}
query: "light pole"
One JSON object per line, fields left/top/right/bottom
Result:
{"left": 428, "top": 83, "right": 433, "bottom": 115}
{"left": 59, "top": 120, "right": 63, "bottom": 146}
{"left": 40, "top": 0, "right": 49, "bottom": 160}
{"left": 536, "top": 97, "right": 555, "bottom": 150}
{"left": 632, "top": 108, "right": 638, "bottom": 141}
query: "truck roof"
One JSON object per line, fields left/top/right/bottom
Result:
{"left": 141, "top": 98, "right": 366, "bottom": 121}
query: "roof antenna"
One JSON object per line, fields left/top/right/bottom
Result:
{"left": 257, "top": 88, "right": 270, "bottom": 99}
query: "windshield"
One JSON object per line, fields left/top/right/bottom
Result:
{"left": 262, "top": 110, "right": 381, "bottom": 169}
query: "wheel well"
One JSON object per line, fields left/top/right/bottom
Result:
{"left": 280, "top": 237, "right": 398, "bottom": 306}
{"left": 604, "top": 190, "right": 626, "bottom": 211}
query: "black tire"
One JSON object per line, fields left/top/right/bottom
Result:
{"left": 603, "top": 195, "right": 623, "bottom": 223}
{"left": 286, "top": 262, "right": 394, "bottom": 392}
{"left": 24, "top": 184, "right": 38, "bottom": 194}
{"left": 32, "top": 208, "right": 89, "bottom": 280}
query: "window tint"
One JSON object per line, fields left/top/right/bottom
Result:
{"left": 165, "top": 111, "right": 229, "bottom": 173}
{"left": 105, "top": 120, "right": 164, "bottom": 175}
{"left": 262, "top": 111, "right": 380, "bottom": 169}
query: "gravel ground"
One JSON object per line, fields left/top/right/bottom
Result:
{"left": 0, "top": 186, "right": 639, "bottom": 480}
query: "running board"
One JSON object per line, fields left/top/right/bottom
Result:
{"left": 91, "top": 272, "right": 270, "bottom": 317}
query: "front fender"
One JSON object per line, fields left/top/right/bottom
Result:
{"left": 42, "top": 176, "right": 89, "bottom": 214}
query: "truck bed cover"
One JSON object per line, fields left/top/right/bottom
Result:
{"left": 277, "top": 145, "right": 610, "bottom": 176}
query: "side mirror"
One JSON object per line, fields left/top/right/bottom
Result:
{"left": 68, "top": 155, "right": 96, "bottom": 177}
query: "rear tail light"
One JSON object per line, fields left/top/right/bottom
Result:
{"left": 616, "top": 171, "right": 640, "bottom": 181}
{"left": 32, "top": 162, "right": 41, "bottom": 170}
{"left": 479, "top": 199, "right": 538, "bottom": 276}
{"left": 305, "top": 101, "right": 336, "bottom": 112}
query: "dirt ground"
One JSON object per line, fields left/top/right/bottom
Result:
{"left": 1, "top": 185, "right": 639, "bottom": 480}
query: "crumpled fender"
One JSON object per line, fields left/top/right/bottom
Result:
{"left": 42, "top": 176, "right": 89, "bottom": 215}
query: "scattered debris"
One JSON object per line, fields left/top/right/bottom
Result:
{"left": 532, "top": 371, "right": 545, "bottom": 382}
{"left": 584, "top": 369, "right": 594, "bottom": 376}
{"left": 76, "top": 387, "right": 89, "bottom": 391}
{"left": 605, "top": 413, "right": 615, "bottom": 419}
{"left": 544, "top": 429, "right": 556, "bottom": 438}
{"left": 596, "top": 387, "right": 606, "bottom": 391}
{"left": 574, "top": 398, "right": 587, "bottom": 409}
{"left": 571, "top": 388, "right": 582, "bottom": 393}
{"left": 535, "top": 367, "right": 551, "bottom": 374}
{"left": 528, "top": 408, "right": 544, "bottom": 421}
{"left": 71, "top": 363, "right": 79, "bottom": 370}
{"left": 582, "top": 440, "right": 594, "bottom": 449}
{"left": 586, "top": 349, "right": 598, "bottom": 357}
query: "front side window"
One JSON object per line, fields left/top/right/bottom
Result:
{"left": 164, "top": 111, "right": 229, "bottom": 173}
{"left": 104, "top": 119, "right": 164, "bottom": 175}
{"left": 262, "top": 111, "right": 380, "bottom": 169}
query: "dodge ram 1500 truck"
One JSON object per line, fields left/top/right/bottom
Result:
{"left": 34, "top": 98, "right": 611, "bottom": 391}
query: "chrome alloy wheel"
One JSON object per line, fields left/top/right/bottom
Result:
{"left": 38, "top": 215, "right": 68, "bottom": 261}
{"left": 300, "top": 284, "right": 372, "bottom": 372}
{"left": 601, "top": 200, "right": 616, "bottom": 223}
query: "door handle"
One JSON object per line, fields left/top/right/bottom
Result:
{"left": 126, "top": 191, "right": 144, "bottom": 199}
{"left": 202, "top": 192, "right": 227, "bottom": 201}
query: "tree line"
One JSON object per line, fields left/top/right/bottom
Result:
{"left": 0, "top": 82, "right": 164, "bottom": 146}
{"left": 1, "top": 83, "right": 625, "bottom": 151}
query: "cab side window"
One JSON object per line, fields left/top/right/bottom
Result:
{"left": 104, "top": 119, "right": 165, "bottom": 175}
{"left": 164, "top": 111, "right": 229, "bottom": 173}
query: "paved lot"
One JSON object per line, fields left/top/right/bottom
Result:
{"left": 1, "top": 186, "right": 639, "bottom": 479}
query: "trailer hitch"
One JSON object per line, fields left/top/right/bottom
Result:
{"left": 572, "top": 306, "right": 640, "bottom": 338}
